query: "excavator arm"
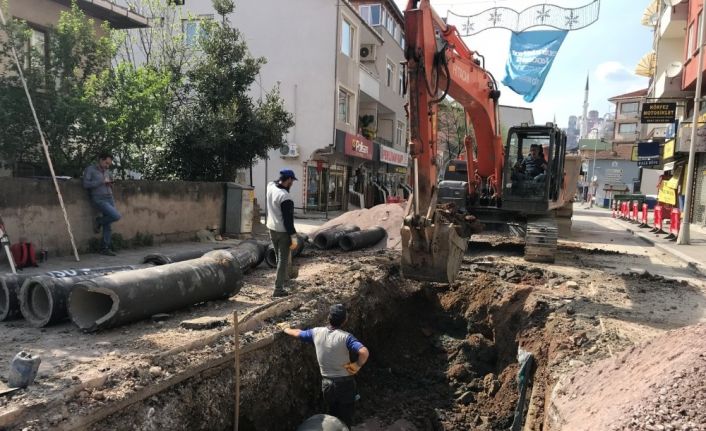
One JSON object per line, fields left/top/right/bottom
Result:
{"left": 401, "top": 0, "right": 503, "bottom": 283}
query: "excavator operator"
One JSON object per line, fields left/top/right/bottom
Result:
{"left": 514, "top": 144, "right": 547, "bottom": 182}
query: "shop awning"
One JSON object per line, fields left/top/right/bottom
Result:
{"left": 641, "top": 0, "right": 659, "bottom": 26}
{"left": 635, "top": 50, "right": 656, "bottom": 78}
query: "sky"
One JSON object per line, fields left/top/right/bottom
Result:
{"left": 393, "top": 0, "right": 654, "bottom": 128}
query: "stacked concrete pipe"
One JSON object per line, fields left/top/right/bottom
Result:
{"left": 1, "top": 266, "right": 138, "bottom": 322}
{"left": 142, "top": 247, "right": 228, "bottom": 266}
{"left": 313, "top": 225, "right": 360, "bottom": 250}
{"left": 68, "top": 243, "right": 264, "bottom": 332}
{"left": 264, "top": 234, "right": 308, "bottom": 268}
{"left": 19, "top": 266, "right": 145, "bottom": 328}
{"left": 339, "top": 226, "right": 386, "bottom": 251}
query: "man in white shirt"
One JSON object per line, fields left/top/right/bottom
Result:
{"left": 266, "top": 169, "right": 300, "bottom": 297}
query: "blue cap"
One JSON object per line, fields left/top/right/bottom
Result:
{"left": 279, "top": 169, "right": 298, "bottom": 181}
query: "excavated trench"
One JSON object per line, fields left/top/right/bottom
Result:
{"left": 82, "top": 262, "right": 553, "bottom": 431}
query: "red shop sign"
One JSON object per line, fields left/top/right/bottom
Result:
{"left": 379, "top": 146, "right": 408, "bottom": 167}
{"left": 344, "top": 133, "right": 373, "bottom": 160}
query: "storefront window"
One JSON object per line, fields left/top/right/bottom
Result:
{"left": 306, "top": 164, "right": 346, "bottom": 211}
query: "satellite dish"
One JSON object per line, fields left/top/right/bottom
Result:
{"left": 665, "top": 61, "right": 683, "bottom": 78}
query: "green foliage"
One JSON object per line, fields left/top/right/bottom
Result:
{"left": 359, "top": 114, "right": 376, "bottom": 140}
{"left": 0, "top": 0, "right": 293, "bottom": 182}
{"left": 159, "top": 5, "right": 294, "bottom": 181}
{"left": 438, "top": 100, "right": 467, "bottom": 161}
{"left": 0, "top": 1, "right": 116, "bottom": 176}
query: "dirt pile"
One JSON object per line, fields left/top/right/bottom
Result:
{"left": 312, "top": 203, "right": 406, "bottom": 250}
{"left": 548, "top": 323, "right": 706, "bottom": 431}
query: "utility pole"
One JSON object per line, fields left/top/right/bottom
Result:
{"left": 677, "top": 1, "right": 706, "bottom": 245}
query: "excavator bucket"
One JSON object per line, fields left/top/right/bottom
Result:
{"left": 400, "top": 218, "right": 468, "bottom": 283}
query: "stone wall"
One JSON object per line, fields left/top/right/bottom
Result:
{"left": 0, "top": 178, "right": 225, "bottom": 256}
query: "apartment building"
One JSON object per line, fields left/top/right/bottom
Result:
{"left": 174, "top": 0, "right": 408, "bottom": 212}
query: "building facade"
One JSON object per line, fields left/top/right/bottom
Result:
{"left": 639, "top": 0, "right": 706, "bottom": 228}
{"left": 175, "top": 0, "right": 408, "bottom": 212}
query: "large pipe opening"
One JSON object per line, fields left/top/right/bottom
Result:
{"left": 68, "top": 287, "right": 116, "bottom": 331}
{"left": 339, "top": 236, "right": 355, "bottom": 251}
{"left": 24, "top": 280, "right": 52, "bottom": 325}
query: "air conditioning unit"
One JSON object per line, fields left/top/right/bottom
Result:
{"left": 279, "top": 143, "right": 299, "bottom": 158}
{"left": 360, "top": 44, "right": 377, "bottom": 62}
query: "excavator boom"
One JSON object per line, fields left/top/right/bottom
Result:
{"left": 401, "top": 0, "right": 502, "bottom": 283}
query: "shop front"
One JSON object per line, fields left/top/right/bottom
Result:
{"left": 378, "top": 145, "right": 410, "bottom": 200}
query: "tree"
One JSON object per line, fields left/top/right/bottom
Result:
{"left": 437, "top": 100, "right": 468, "bottom": 162}
{"left": 159, "top": 1, "right": 294, "bottom": 181}
{"left": 0, "top": 1, "right": 116, "bottom": 176}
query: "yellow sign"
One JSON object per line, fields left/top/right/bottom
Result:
{"left": 658, "top": 186, "right": 676, "bottom": 205}
{"left": 663, "top": 139, "right": 675, "bottom": 159}
{"left": 631, "top": 146, "right": 638, "bottom": 162}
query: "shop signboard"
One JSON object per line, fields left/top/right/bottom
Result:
{"left": 677, "top": 123, "right": 706, "bottom": 153}
{"left": 662, "top": 139, "right": 675, "bottom": 160}
{"left": 637, "top": 142, "right": 660, "bottom": 167}
{"left": 640, "top": 102, "right": 676, "bottom": 124}
{"left": 379, "top": 146, "right": 409, "bottom": 167}
{"left": 344, "top": 133, "right": 373, "bottom": 160}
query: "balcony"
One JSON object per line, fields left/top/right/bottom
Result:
{"left": 359, "top": 66, "right": 380, "bottom": 102}
{"left": 659, "top": 1, "right": 688, "bottom": 39}
{"left": 654, "top": 70, "right": 691, "bottom": 98}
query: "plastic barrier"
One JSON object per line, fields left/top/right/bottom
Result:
{"left": 612, "top": 200, "right": 619, "bottom": 218}
{"left": 631, "top": 201, "right": 639, "bottom": 223}
{"left": 650, "top": 205, "right": 666, "bottom": 234}
{"left": 665, "top": 208, "right": 681, "bottom": 240}
{"left": 638, "top": 203, "right": 649, "bottom": 228}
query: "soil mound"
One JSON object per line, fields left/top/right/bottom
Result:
{"left": 548, "top": 323, "right": 706, "bottom": 431}
{"left": 313, "top": 203, "right": 406, "bottom": 250}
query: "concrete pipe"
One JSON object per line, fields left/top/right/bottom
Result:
{"left": 1, "top": 266, "right": 138, "bottom": 322}
{"left": 142, "top": 247, "right": 226, "bottom": 266}
{"left": 68, "top": 249, "right": 244, "bottom": 332}
{"left": 264, "top": 234, "right": 308, "bottom": 268}
{"left": 313, "top": 225, "right": 360, "bottom": 250}
{"left": 339, "top": 226, "right": 387, "bottom": 251}
{"left": 19, "top": 266, "right": 144, "bottom": 328}
{"left": 227, "top": 240, "right": 267, "bottom": 271}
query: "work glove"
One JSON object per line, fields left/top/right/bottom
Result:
{"left": 289, "top": 235, "right": 299, "bottom": 250}
{"left": 344, "top": 362, "right": 360, "bottom": 376}
{"left": 276, "top": 322, "right": 290, "bottom": 331}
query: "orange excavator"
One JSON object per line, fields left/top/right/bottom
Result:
{"left": 401, "top": 0, "right": 579, "bottom": 283}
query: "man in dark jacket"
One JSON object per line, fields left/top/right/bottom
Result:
{"left": 266, "top": 169, "right": 299, "bottom": 297}
{"left": 83, "top": 152, "right": 121, "bottom": 256}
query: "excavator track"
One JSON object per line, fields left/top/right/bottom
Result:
{"left": 524, "top": 217, "right": 558, "bottom": 263}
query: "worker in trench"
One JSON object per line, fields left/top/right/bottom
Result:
{"left": 266, "top": 169, "right": 300, "bottom": 297}
{"left": 280, "top": 304, "right": 370, "bottom": 427}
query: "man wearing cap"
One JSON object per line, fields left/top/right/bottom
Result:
{"left": 282, "top": 304, "right": 369, "bottom": 427}
{"left": 266, "top": 169, "right": 300, "bottom": 297}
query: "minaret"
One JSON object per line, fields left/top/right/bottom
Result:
{"left": 581, "top": 74, "right": 589, "bottom": 138}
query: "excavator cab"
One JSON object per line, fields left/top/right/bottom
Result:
{"left": 502, "top": 124, "right": 567, "bottom": 214}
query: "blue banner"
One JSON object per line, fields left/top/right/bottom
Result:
{"left": 501, "top": 30, "right": 568, "bottom": 102}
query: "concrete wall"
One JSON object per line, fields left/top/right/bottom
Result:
{"left": 8, "top": 0, "right": 107, "bottom": 36}
{"left": 0, "top": 178, "right": 224, "bottom": 256}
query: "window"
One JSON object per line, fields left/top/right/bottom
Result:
{"left": 620, "top": 102, "right": 639, "bottom": 114}
{"left": 25, "top": 27, "right": 47, "bottom": 70}
{"left": 618, "top": 123, "right": 637, "bottom": 134}
{"left": 338, "top": 88, "right": 353, "bottom": 124}
{"left": 396, "top": 121, "right": 405, "bottom": 147}
{"left": 182, "top": 15, "right": 212, "bottom": 46}
{"left": 341, "top": 19, "right": 354, "bottom": 57}
{"left": 359, "top": 4, "right": 381, "bottom": 26}
{"left": 689, "top": 23, "right": 696, "bottom": 54}
{"left": 387, "top": 60, "right": 394, "bottom": 87}
{"left": 398, "top": 68, "right": 404, "bottom": 95}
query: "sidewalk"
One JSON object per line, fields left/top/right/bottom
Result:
{"left": 605, "top": 207, "right": 706, "bottom": 277}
